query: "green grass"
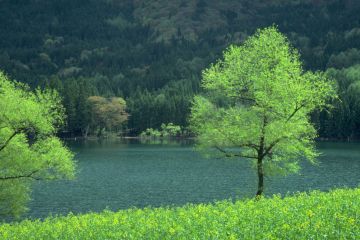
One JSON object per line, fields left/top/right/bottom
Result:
{"left": 0, "top": 188, "right": 359, "bottom": 239}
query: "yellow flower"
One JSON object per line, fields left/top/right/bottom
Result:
{"left": 315, "top": 221, "right": 322, "bottom": 229}
{"left": 348, "top": 218, "right": 355, "bottom": 225}
{"left": 306, "top": 210, "right": 314, "bottom": 218}
{"left": 282, "top": 207, "right": 288, "bottom": 213}
{"left": 299, "top": 221, "right": 310, "bottom": 229}
{"left": 229, "top": 233, "right": 237, "bottom": 240}
{"left": 282, "top": 223, "right": 290, "bottom": 230}
{"left": 169, "top": 227, "right": 176, "bottom": 235}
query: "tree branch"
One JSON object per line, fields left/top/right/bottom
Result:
{"left": 215, "top": 127, "right": 259, "bottom": 151}
{"left": 214, "top": 146, "right": 257, "bottom": 159}
{"left": 239, "top": 143, "right": 260, "bottom": 151}
{"left": 261, "top": 136, "right": 287, "bottom": 159}
{"left": 237, "top": 96, "right": 256, "bottom": 103}
{"left": 258, "top": 102, "right": 303, "bottom": 158}
{"left": 258, "top": 113, "right": 268, "bottom": 158}
{"left": 0, "top": 169, "right": 42, "bottom": 181}
{"left": 286, "top": 102, "right": 306, "bottom": 123}
{"left": 0, "top": 131, "right": 18, "bottom": 152}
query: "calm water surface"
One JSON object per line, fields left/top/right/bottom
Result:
{"left": 27, "top": 140, "right": 360, "bottom": 219}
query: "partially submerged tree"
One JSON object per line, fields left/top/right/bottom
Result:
{"left": 0, "top": 72, "right": 75, "bottom": 217}
{"left": 190, "top": 27, "right": 336, "bottom": 196}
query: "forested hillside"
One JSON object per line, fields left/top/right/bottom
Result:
{"left": 1, "top": 0, "right": 360, "bottom": 138}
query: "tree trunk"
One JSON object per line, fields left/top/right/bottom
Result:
{"left": 97, "top": 127, "right": 103, "bottom": 137}
{"left": 256, "top": 115, "right": 266, "bottom": 197}
{"left": 256, "top": 157, "right": 264, "bottom": 196}
{"left": 83, "top": 125, "right": 89, "bottom": 138}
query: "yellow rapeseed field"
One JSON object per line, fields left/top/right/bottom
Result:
{"left": 0, "top": 188, "right": 359, "bottom": 239}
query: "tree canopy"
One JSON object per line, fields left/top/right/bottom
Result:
{"left": 87, "top": 96, "right": 128, "bottom": 136}
{"left": 0, "top": 72, "right": 75, "bottom": 217}
{"left": 0, "top": 0, "right": 358, "bottom": 138}
{"left": 321, "top": 65, "right": 360, "bottom": 139}
{"left": 190, "top": 27, "right": 336, "bottom": 196}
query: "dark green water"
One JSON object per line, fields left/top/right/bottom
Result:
{"left": 27, "top": 140, "right": 360, "bottom": 219}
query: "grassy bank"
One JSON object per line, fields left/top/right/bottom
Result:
{"left": 0, "top": 188, "right": 359, "bottom": 239}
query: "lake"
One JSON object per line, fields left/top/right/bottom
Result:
{"left": 26, "top": 139, "right": 360, "bottom": 219}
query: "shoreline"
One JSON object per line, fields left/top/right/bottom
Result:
{"left": 60, "top": 136, "right": 359, "bottom": 143}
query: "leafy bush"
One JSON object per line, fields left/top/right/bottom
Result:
{"left": 0, "top": 188, "right": 359, "bottom": 239}
{"left": 160, "top": 123, "right": 182, "bottom": 137}
{"left": 139, "top": 128, "right": 161, "bottom": 138}
{"left": 140, "top": 123, "right": 182, "bottom": 138}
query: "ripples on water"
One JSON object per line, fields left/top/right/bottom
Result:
{"left": 27, "top": 139, "right": 360, "bottom": 219}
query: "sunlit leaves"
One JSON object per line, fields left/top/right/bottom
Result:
{"left": 190, "top": 26, "right": 336, "bottom": 178}
{"left": 0, "top": 71, "right": 75, "bottom": 218}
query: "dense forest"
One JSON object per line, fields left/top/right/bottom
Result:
{"left": 1, "top": 0, "right": 360, "bottom": 138}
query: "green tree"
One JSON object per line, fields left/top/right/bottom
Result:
{"left": 87, "top": 96, "right": 128, "bottom": 136}
{"left": 160, "top": 123, "right": 182, "bottom": 137}
{"left": 0, "top": 72, "right": 75, "bottom": 218}
{"left": 190, "top": 27, "right": 336, "bottom": 196}
{"left": 321, "top": 65, "right": 360, "bottom": 139}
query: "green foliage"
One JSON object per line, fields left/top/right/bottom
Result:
{"left": 106, "top": 15, "right": 134, "bottom": 30}
{"left": 0, "top": 180, "right": 29, "bottom": 219}
{"left": 0, "top": 72, "right": 75, "bottom": 218}
{"left": 0, "top": 188, "right": 359, "bottom": 239}
{"left": 0, "top": 0, "right": 359, "bottom": 137}
{"left": 87, "top": 96, "right": 129, "bottom": 137}
{"left": 140, "top": 128, "right": 162, "bottom": 138}
{"left": 128, "top": 79, "right": 197, "bottom": 135}
{"left": 190, "top": 27, "right": 336, "bottom": 195}
{"left": 327, "top": 48, "right": 360, "bottom": 69}
{"left": 320, "top": 65, "right": 360, "bottom": 139}
{"left": 140, "top": 123, "right": 182, "bottom": 138}
{"left": 160, "top": 123, "right": 182, "bottom": 137}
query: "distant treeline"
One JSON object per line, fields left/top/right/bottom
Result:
{"left": 0, "top": 0, "right": 360, "bottom": 138}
